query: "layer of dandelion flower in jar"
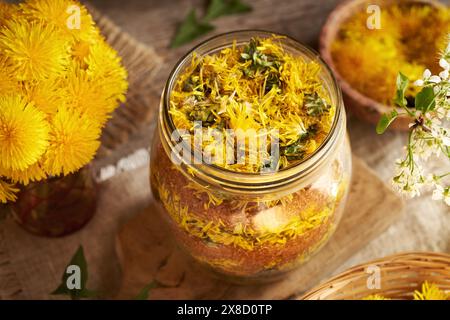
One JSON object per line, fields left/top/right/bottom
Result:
{"left": 150, "top": 31, "right": 352, "bottom": 282}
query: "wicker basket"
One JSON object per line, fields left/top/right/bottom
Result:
{"left": 300, "top": 252, "right": 450, "bottom": 300}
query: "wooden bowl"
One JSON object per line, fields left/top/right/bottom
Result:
{"left": 300, "top": 252, "right": 450, "bottom": 300}
{"left": 320, "top": 0, "right": 444, "bottom": 131}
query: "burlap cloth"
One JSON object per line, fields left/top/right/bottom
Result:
{"left": 0, "top": 0, "right": 448, "bottom": 299}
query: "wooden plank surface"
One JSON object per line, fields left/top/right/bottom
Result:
{"left": 116, "top": 156, "right": 405, "bottom": 300}
{"left": 88, "top": 0, "right": 343, "bottom": 91}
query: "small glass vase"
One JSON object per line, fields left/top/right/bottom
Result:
{"left": 10, "top": 166, "right": 98, "bottom": 237}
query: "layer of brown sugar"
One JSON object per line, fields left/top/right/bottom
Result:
{"left": 170, "top": 209, "right": 338, "bottom": 277}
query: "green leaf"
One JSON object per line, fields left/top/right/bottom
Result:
{"left": 393, "top": 72, "right": 409, "bottom": 108}
{"left": 204, "top": 0, "right": 252, "bottom": 21}
{"left": 376, "top": 109, "right": 399, "bottom": 134}
{"left": 170, "top": 9, "right": 215, "bottom": 48}
{"left": 51, "top": 245, "right": 97, "bottom": 300}
{"left": 134, "top": 281, "right": 159, "bottom": 300}
{"left": 414, "top": 87, "right": 435, "bottom": 113}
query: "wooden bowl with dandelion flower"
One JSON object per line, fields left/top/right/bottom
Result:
{"left": 320, "top": 0, "right": 447, "bottom": 131}
{"left": 299, "top": 252, "right": 450, "bottom": 300}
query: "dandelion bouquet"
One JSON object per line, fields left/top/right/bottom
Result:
{"left": 0, "top": 0, "right": 128, "bottom": 204}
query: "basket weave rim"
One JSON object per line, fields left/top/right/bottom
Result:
{"left": 300, "top": 252, "right": 450, "bottom": 300}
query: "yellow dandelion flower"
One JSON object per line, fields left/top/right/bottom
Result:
{"left": 71, "top": 39, "right": 91, "bottom": 68}
{"left": 413, "top": 282, "right": 449, "bottom": 300}
{"left": 0, "top": 161, "right": 46, "bottom": 185}
{"left": 62, "top": 65, "right": 112, "bottom": 126}
{"left": 0, "top": 179, "right": 19, "bottom": 203}
{"left": 0, "top": 94, "right": 49, "bottom": 171}
{"left": 22, "top": 79, "right": 66, "bottom": 116}
{"left": 331, "top": 4, "right": 450, "bottom": 104}
{"left": 20, "top": 0, "right": 98, "bottom": 42}
{"left": 0, "top": 18, "right": 70, "bottom": 80}
{"left": 0, "top": 55, "right": 19, "bottom": 94}
{"left": 0, "top": 2, "right": 19, "bottom": 26}
{"left": 44, "top": 107, "right": 101, "bottom": 176}
{"left": 391, "top": 5, "right": 450, "bottom": 69}
{"left": 86, "top": 40, "right": 128, "bottom": 106}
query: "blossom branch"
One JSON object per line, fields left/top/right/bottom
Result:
{"left": 377, "top": 36, "right": 450, "bottom": 206}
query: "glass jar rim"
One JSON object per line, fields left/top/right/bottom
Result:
{"left": 159, "top": 30, "right": 346, "bottom": 194}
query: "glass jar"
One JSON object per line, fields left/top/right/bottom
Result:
{"left": 150, "top": 31, "right": 352, "bottom": 283}
{"left": 11, "top": 166, "right": 97, "bottom": 237}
